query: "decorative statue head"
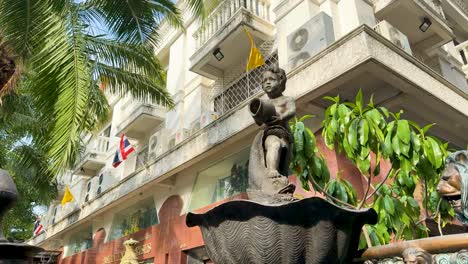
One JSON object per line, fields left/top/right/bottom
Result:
{"left": 262, "top": 65, "right": 286, "bottom": 98}
{"left": 437, "top": 150, "right": 468, "bottom": 225}
{"left": 402, "top": 247, "right": 432, "bottom": 264}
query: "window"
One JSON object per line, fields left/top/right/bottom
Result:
{"left": 189, "top": 148, "right": 249, "bottom": 211}
{"left": 108, "top": 198, "right": 158, "bottom": 241}
{"left": 65, "top": 226, "right": 92, "bottom": 256}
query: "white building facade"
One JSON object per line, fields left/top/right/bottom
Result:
{"left": 30, "top": 0, "right": 468, "bottom": 263}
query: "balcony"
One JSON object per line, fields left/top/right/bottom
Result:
{"left": 190, "top": 0, "right": 275, "bottom": 79}
{"left": 441, "top": 0, "right": 468, "bottom": 36}
{"left": 455, "top": 40, "right": 468, "bottom": 77}
{"left": 73, "top": 136, "right": 110, "bottom": 177}
{"left": 373, "top": 0, "right": 454, "bottom": 52}
{"left": 114, "top": 97, "right": 166, "bottom": 139}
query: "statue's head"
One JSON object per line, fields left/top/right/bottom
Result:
{"left": 262, "top": 65, "right": 286, "bottom": 98}
{"left": 437, "top": 150, "right": 468, "bottom": 225}
{"left": 402, "top": 247, "right": 432, "bottom": 264}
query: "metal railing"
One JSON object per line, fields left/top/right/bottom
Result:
{"left": 213, "top": 52, "right": 278, "bottom": 115}
{"left": 455, "top": 40, "right": 468, "bottom": 65}
{"left": 421, "top": 0, "right": 445, "bottom": 17}
{"left": 193, "top": 0, "right": 271, "bottom": 48}
{"left": 451, "top": 0, "right": 468, "bottom": 14}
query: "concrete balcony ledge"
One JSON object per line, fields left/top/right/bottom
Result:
{"left": 373, "top": 0, "right": 454, "bottom": 51}
{"left": 72, "top": 136, "right": 110, "bottom": 177}
{"left": 36, "top": 25, "right": 468, "bottom": 244}
{"left": 115, "top": 103, "right": 165, "bottom": 139}
{"left": 190, "top": 0, "right": 275, "bottom": 79}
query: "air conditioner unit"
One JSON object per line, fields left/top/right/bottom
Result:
{"left": 287, "top": 12, "right": 335, "bottom": 70}
{"left": 200, "top": 111, "right": 219, "bottom": 128}
{"left": 374, "top": 20, "right": 412, "bottom": 55}
{"left": 148, "top": 128, "right": 172, "bottom": 160}
{"left": 174, "top": 128, "right": 190, "bottom": 145}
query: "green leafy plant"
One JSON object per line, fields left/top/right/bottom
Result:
{"left": 290, "top": 90, "right": 453, "bottom": 248}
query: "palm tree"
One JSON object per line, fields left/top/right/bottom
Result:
{"left": 0, "top": 0, "right": 209, "bottom": 174}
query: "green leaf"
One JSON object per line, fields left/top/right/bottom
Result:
{"left": 355, "top": 89, "right": 363, "bottom": 113}
{"left": 347, "top": 119, "right": 359, "bottom": 150}
{"left": 326, "top": 180, "right": 336, "bottom": 196}
{"left": 359, "top": 119, "right": 369, "bottom": 145}
{"left": 323, "top": 95, "right": 339, "bottom": 103}
{"left": 357, "top": 156, "right": 371, "bottom": 175}
{"left": 427, "top": 137, "right": 443, "bottom": 168}
{"left": 373, "top": 152, "right": 381, "bottom": 176}
{"left": 304, "top": 128, "right": 316, "bottom": 158}
{"left": 378, "top": 107, "right": 390, "bottom": 118}
{"left": 299, "top": 114, "right": 315, "bottom": 122}
{"left": 294, "top": 122, "right": 305, "bottom": 154}
{"left": 410, "top": 131, "right": 421, "bottom": 152}
{"left": 397, "top": 120, "right": 411, "bottom": 144}
{"left": 384, "top": 196, "right": 395, "bottom": 215}
{"left": 400, "top": 158, "right": 412, "bottom": 174}
{"left": 392, "top": 135, "right": 401, "bottom": 156}
{"left": 335, "top": 182, "right": 348, "bottom": 203}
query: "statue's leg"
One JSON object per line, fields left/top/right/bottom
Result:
{"left": 265, "top": 135, "right": 281, "bottom": 176}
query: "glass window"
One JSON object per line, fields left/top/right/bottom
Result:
{"left": 108, "top": 197, "right": 158, "bottom": 241}
{"left": 189, "top": 148, "right": 249, "bottom": 211}
{"left": 65, "top": 226, "right": 92, "bottom": 256}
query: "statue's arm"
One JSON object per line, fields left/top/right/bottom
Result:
{"left": 280, "top": 97, "right": 296, "bottom": 121}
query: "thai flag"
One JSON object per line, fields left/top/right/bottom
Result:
{"left": 112, "top": 134, "right": 135, "bottom": 168}
{"left": 33, "top": 218, "right": 44, "bottom": 236}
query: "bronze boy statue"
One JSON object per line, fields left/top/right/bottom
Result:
{"left": 248, "top": 65, "right": 296, "bottom": 199}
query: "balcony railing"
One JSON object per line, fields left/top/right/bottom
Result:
{"left": 455, "top": 40, "right": 468, "bottom": 65}
{"left": 85, "top": 136, "right": 110, "bottom": 155}
{"left": 193, "top": 0, "right": 271, "bottom": 49}
{"left": 213, "top": 52, "right": 278, "bottom": 115}
{"left": 421, "top": 0, "right": 445, "bottom": 17}
{"left": 452, "top": 0, "right": 468, "bottom": 14}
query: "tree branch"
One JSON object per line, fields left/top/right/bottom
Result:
{"left": 310, "top": 178, "right": 356, "bottom": 209}
{"left": 364, "top": 169, "right": 398, "bottom": 202}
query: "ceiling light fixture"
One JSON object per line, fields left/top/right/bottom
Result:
{"left": 419, "top": 17, "right": 432, "bottom": 32}
{"left": 213, "top": 48, "right": 224, "bottom": 61}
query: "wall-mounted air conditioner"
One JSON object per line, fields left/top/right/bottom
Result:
{"left": 148, "top": 128, "right": 172, "bottom": 160}
{"left": 374, "top": 20, "right": 412, "bottom": 55}
{"left": 200, "top": 111, "right": 219, "bottom": 129}
{"left": 287, "top": 12, "right": 335, "bottom": 70}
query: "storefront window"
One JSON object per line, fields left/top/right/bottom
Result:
{"left": 108, "top": 197, "right": 158, "bottom": 241}
{"left": 65, "top": 226, "right": 92, "bottom": 256}
{"left": 189, "top": 148, "right": 249, "bottom": 211}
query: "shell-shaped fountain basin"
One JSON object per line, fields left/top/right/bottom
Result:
{"left": 186, "top": 197, "right": 377, "bottom": 264}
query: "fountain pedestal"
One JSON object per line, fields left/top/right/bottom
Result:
{"left": 0, "top": 169, "right": 43, "bottom": 262}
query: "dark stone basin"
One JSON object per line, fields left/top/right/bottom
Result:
{"left": 186, "top": 197, "right": 377, "bottom": 264}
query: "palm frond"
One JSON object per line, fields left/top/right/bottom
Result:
{"left": 82, "top": 82, "right": 110, "bottom": 132}
{"left": 94, "top": 62, "right": 173, "bottom": 107}
{"left": 89, "top": 0, "right": 183, "bottom": 46}
{"left": 0, "top": 0, "right": 61, "bottom": 61}
{"left": 84, "top": 35, "right": 163, "bottom": 76}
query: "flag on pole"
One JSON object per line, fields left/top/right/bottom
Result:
{"left": 33, "top": 218, "right": 45, "bottom": 236}
{"left": 61, "top": 186, "right": 74, "bottom": 206}
{"left": 244, "top": 26, "right": 265, "bottom": 72}
{"left": 112, "top": 134, "right": 135, "bottom": 168}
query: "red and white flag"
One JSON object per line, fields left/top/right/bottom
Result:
{"left": 33, "top": 218, "right": 45, "bottom": 236}
{"left": 112, "top": 134, "right": 135, "bottom": 168}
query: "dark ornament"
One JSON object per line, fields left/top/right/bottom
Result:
{"left": 186, "top": 197, "right": 377, "bottom": 264}
{"left": 437, "top": 150, "right": 468, "bottom": 226}
{"left": 0, "top": 169, "right": 43, "bottom": 262}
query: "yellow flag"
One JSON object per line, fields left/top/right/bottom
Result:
{"left": 61, "top": 186, "right": 74, "bottom": 206}
{"left": 244, "top": 26, "right": 265, "bottom": 71}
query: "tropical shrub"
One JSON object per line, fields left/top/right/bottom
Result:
{"left": 290, "top": 90, "right": 454, "bottom": 248}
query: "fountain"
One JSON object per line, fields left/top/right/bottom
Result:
{"left": 186, "top": 65, "right": 377, "bottom": 263}
{"left": 0, "top": 169, "right": 43, "bottom": 262}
